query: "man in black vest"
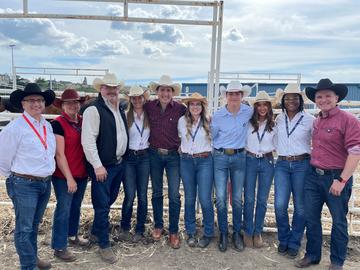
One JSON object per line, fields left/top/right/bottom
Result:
{"left": 82, "top": 73, "right": 129, "bottom": 264}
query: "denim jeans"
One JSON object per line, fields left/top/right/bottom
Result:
{"left": 6, "top": 174, "right": 51, "bottom": 270}
{"left": 213, "top": 150, "right": 246, "bottom": 233}
{"left": 243, "top": 154, "right": 274, "bottom": 236}
{"left": 88, "top": 162, "right": 125, "bottom": 248}
{"left": 149, "top": 148, "right": 181, "bottom": 234}
{"left": 274, "top": 158, "right": 309, "bottom": 250}
{"left": 304, "top": 167, "right": 353, "bottom": 266}
{"left": 180, "top": 154, "right": 214, "bottom": 237}
{"left": 121, "top": 151, "right": 150, "bottom": 233}
{"left": 51, "top": 176, "right": 88, "bottom": 250}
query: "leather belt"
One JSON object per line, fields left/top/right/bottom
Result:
{"left": 129, "top": 149, "right": 148, "bottom": 156}
{"left": 246, "top": 151, "right": 273, "bottom": 159}
{"left": 215, "top": 148, "right": 245, "bottom": 155}
{"left": 182, "top": 152, "right": 211, "bottom": 158}
{"left": 12, "top": 172, "right": 51, "bottom": 181}
{"left": 311, "top": 166, "right": 342, "bottom": 176}
{"left": 151, "top": 147, "right": 178, "bottom": 155}
{"left": 278, "top": 153, "right": 310, "bottom": 161}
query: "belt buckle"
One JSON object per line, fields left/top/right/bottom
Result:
{"left": 287, "top": 156, "right": 295, "bottom": 161}
{"left": 255, "top": 153, "right": 263, "bottom": 158}
{"left": 224, "top": 149, "right": 235, "bottom": 155}
{"left": 315, "top": 168, "right": 325, "bottom": 175}
{"left": 158, "top": 148, "right": 169, "bottom": 155}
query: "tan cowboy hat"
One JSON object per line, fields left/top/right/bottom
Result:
{"left": 127, "top": 85, "right": 150, "bottom": 100}
{"left": 148, "top": 75, "right": 181, "bottom": 96}
{"left": 93, "top": 73, "right": 125, "bottom": 92}
{"left": 182, "top": 92, "right": 207, "bottom": 105}
{"left": 278, "top": 83, "right": 306, "bottom": 100}
{"left": 220, "top": 80, "right": 252, "bottom": 97}
{"left": 250, "top": 91, "right": 275, "bottom": 106}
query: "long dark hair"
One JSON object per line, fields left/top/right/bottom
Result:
{"left": 126, "top": 97, "right": 149, "bottom": 129}
{"left": 281, "top": 93, "right": 304, "bottom": 112}
{"left": 184, "top": 102, "right": 211, "bottom": 142}
{"left": 250, "top": 101, "right": 275, "bottom": 133}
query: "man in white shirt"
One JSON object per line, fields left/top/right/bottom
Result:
{"left": 81, "top": 73, "right": 129, "bottom": 264}
{"left": 0, "top": 83, "right": 56, "bottom": 270}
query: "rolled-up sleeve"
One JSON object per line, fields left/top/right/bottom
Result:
{"left": 345, "top": 116, "right": 360, "bottom": 155}
{"left": 0, "top": 125, "right": 19, "bottom": 177}
{"left": 81, "top": 106, "right": 102, "bottom": 169}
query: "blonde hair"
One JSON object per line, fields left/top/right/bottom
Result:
{"left": 184, "top": 102, "right": 211, "bottom": 142}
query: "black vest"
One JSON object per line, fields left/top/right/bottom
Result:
{"left": 91, "top": 94, "right": 129, "bottom": 166}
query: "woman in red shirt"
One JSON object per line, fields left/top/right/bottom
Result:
{"left": 51, "top": 89, "right": 88, "bottom": 262}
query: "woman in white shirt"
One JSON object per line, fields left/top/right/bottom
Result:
{"left": 120, "top": 86, "right": 150, "bottom": 243}
{"left": 178, "top": 92, "right": 214, "bottom": 248}
{"left": 274, "top": 84, "right": 314, "bottom": 258}
{"left": 244, "top": 91, "right": 275, "bottom": 249}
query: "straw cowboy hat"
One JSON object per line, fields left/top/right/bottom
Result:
{"left": 93, "top": 73, "right": 125, "bottom": 92}
{"left": 10, "top": 83, "right": 55, "bottom": 109}
{"left": 305, "top": 78, "right": 348, "bottom": 103}
{"left": 148, "top": 75, "right": 182, "bottom": 96}
{"left": 278, "top": 83, "right": 306, "bottom": 100}
{"left": 182, "top": 92, "right": 207, "bottom": 105}
{"left": 53, "top": 88, "right": 85, "bottom": 108}
{"left": 250, "top": 91, "right": 274, "bottom": 106}
{"left": 220, "top": 80, "right": 252, "bottom": 97}
{"left": 127, "top": 85, "right": 150, "bottom": 100}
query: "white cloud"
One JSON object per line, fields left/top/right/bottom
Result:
{"left": 142, "top": 46, "right": 163, "bottom": 58}
{"left": 143, "top": 25, "right": 192, "bottom": 47}
{"left": 88, "top": 40, "right": 129, "bottom": 56}
{"left": 224, "top": 27, "right": 246, "bottom": 42}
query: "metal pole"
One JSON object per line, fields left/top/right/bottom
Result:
{"left": 213, "top": 1, "right": 223, "bottom": 111}
{"left": 9, "top": 44, "right": 16, "bottom": 91}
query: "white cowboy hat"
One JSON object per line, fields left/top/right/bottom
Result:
{"left": 93, "top": 73, "right": 125, "bottom": 92}
{"left": 148, "top": 75, "right": 182, "bottom": 96}
{"left": 220, "top": 80, "right": 251, "bottom": 97}
{"left": 250, "top": 90, "right": 275, "bottom": 106}
{"left": 127, "top": 85, "right": 150, "bottom": 100}
{"left": 278, "top": 83, "right": 306, "bottom": 100}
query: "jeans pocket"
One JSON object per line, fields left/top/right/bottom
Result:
{"left": 5, "top": 178, "right": 14, "bottom": 199}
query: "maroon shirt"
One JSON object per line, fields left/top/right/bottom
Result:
{"left": 144, "top": 99, "right": 186, "bottom": 150}
{"left": 311, "top": 106, "right": 360, "bottom": 169}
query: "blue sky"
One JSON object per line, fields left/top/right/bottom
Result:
{"left": 0, "top": 0, "right": 359, "bottom": 85}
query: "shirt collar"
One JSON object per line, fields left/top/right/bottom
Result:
{"left": 23, "top": 111, "right": 45, "bottom": 125}
{"left": 133, "top": 111, "right": 144, "bottom": 120}
{"left": 155, "top": 99, "right": 174, "bottom": 108}
{"left": 319, "top": 106, "right": 340, "bottom": 119}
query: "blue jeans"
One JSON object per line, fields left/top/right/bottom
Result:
{"left": 180, "top": 154, "right": 214, "bottom": 237}
{"left": 274, "top": 158, "right": 309, "bottom": 250}
{"left": 304, "top": 167, "right": 353, "bottom": 266}
{"left": 51, "top": 176, "right": 88, "bottom": 250}
{"left": 6, "top": 174, "right": 51, "bottom": 270}
{"left": 213, "top": 150, "right": 246, "bottom": 233}
{"left": 243, "top": 154, "right": 274, "bottom": 236}
{"left": 88, "top": 162, "right": 125, "bottom": 249}
{"left": 121, "top": 151, "right": 150, "bottom": 233}
{"left": 149, "top": 148, "right": 181, "bottom": 234}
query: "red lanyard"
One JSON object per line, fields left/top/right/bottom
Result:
{"left": 22, "top": 114, "right": 48, "bottom": 150}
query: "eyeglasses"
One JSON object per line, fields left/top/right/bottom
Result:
{"left": 23, "top": 98, "right": 45, "bottom": 104}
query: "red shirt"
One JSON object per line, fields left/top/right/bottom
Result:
{"left": 144, "top": 99, "right": 186, "bottom": 150}
{"left": 52, "top": 112, "right": 87, "bottom": 179}
{"left": 311, "top": 106, "right": 360, "bottom": 169}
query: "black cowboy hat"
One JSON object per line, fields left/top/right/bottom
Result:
{"left": 10, "top": 83, "right": 55, "bottom": 109}
{"left": 305, "top": 78, "right": 348, "bottom": 103}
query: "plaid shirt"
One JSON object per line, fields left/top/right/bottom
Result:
{"left": 144, "top": 99, "right": 186, "bottom": 150}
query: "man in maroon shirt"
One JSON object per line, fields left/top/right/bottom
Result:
{"left": 296, "top": 79, "right": 360, "bottom": 270}
{"left": 144, "top": 75, "right": 186, "bottom": 248}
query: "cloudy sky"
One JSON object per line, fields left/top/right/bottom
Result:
{"left": 0, "top": 0, "right": 359, "bottom": 85}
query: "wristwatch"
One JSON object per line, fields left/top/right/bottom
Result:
{"left": 337, "top": 176, "right": 347, "bottom": 183}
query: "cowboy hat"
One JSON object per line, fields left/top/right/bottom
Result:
{"left": 93, "top": 73, "right": 125, "bottom": 92}
{"left": 305, "top": 78, "right": 348, "bottom": 102}
{"left": 182, "top": 92, "right": 207, "bottom": 105}
{"left": 278, "top": 83, "right": 306, "bottom": 100}
{"left": 250, "top": 91, "right": 274, "bottom": 106}
{"left": 10, "top": 83, "right": 55, "bottom": 109}
{"left": 148, "top": 75, "right": 181, "bottom": 96}
{"left": 220, "top": 80, "right": 251, "bottom": 97}
{"left": 127, "top": 85, "right": 150, "bottom": 100}
{"left": 53, "top": 88, "right": 85, "bottom": 108}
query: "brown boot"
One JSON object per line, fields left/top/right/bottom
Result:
{"left": 169, "top": 233, "right": 181, "bottom": 249}
{"left": 152, "top": 228, "right": 163, "bottom": 241}
{"left": 54, "top": 249, "right": 77, "bottom": 262}
{"left": 243, "top": 233, "right": 253, "bottom": 248}
{"left": 68, "top": 235, "right": 90, "bottom": 247}
{"left": 253, "top": 234, "right": 264, "bottom": 248}
{"left": 99, "top": 247, "right": 118, "bottom": 264}
{"left": 37, "top": 257, "right": 52, "bottom": 270}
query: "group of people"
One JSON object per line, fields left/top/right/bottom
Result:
{"left": 0, "top": 74, "right": 359, "bottom": 270}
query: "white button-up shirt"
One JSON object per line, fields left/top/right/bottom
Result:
{"left": 274, "top": 111, "right": 315, "bottom": 156}
{"left": 178, "top": 116, "right": 212, "bottom": 154}
{"left": 129, "top": 112, "right": 150, "bottom": 151}
{"left": 0, "top": 111, "right": 56, "bottom": 177}
{"left": 246, "top": 120, "right": 275, "bottom": 154}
